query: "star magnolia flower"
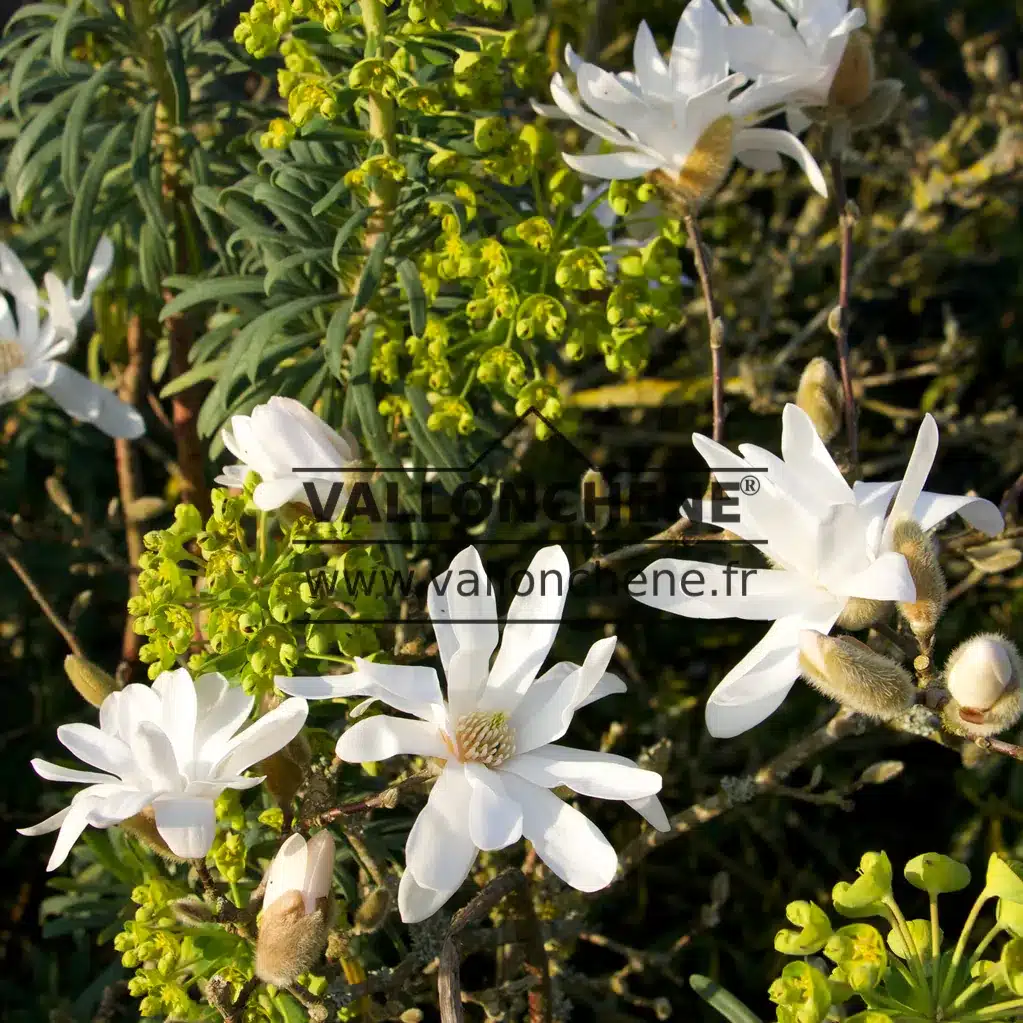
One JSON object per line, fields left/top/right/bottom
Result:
{"left": 277, "top": 545, "right": 668, "bottom": 923}
{"left": 541, "top": 0, "right": 827, "bottom": 205}
{"left": 0, "top": 238, "right": 145, "bottom": 438}
{"left": 215, "top": 396, "right": 361, "bottom": 518}
{"left": 19, "top": 669, "right": 308, "bottom": 868}
{"left": 724, "top": 0, "right": 868, "bottom": 131}
{"left": 630, "top": 404, "right": 1004, "bottom": 738}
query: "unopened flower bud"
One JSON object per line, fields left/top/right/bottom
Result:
{"left": 64, "top": 655, "right": 121, "bottom": 707}
{"left": 829, "top": 32, "right": 875, "bottom": 109}
{"left": 353, "top": 886, "right": 391, "bottom": 933}
{"left": 796, "top": 357, "right": 843, "bottom": 444}
{"left": 836, "top": 597, "right": 892, "bottom": 631}
{"left": 579, "top": 467, "right": 612, "bottom": 534}
{"left": 400, "top": 1011, "right": 424, "bottom": 1023}
{"left": 651, "top": 115, "right": 735, "bottom": 211}
{"left": 941, "top": 634, "right": 1023, "bottom": 738}
{"left": 120, "top": 807, "right": 185, "bottom": 862}
{"left": 255, "top": 831, "right": 335, "bottom": 987}
{"left": 799, "top": 631, "right": 915, "bottom": 719}
{"left": 890, "top": 518, "right": 945, "bottom": 644}
{"left": 849, "top": 79, "right": 903, "bottom": 130}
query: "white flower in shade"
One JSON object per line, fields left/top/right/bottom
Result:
{"left": 19, "top": 669, "right": 308, "bottom": 868}
{"left": 215, "top": 396, "right": 361, "bottom": 518}
{"left": 0, "top": 238, "right": 145, "bottom": 438}
{"left": 541, "top": 0, "right": 827, "bottom": 205}
{"left": 256, "top": 830, "right": 335, "bottom": 987}
{"left": 277, "top": 545, "right": 668, "bottom": 923}
{"left": 630, "top": 404, "right": 1004, "bottom": 738}
{"left": 724, "top": 0, "right": 868, "bottom": 131}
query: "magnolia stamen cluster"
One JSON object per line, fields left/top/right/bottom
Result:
{"left": 451, "top": 710, "right": 516, "bottom": 767}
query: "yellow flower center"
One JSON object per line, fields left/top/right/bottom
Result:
{"left": 450, "top": 710, "right": 515, "bottom": 767}
{"left": 0, "top": 339, "right": 25, "bottom": 376}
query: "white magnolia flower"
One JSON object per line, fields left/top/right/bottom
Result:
{"left": 631, "top": 404, "right": 1004, "bottom": 738}
{"left": 0, "top": 238, "right": 145, "bottom": 438}
{"left": 542, "top": 0, "right": 827, "bottom": 203}
{"left": 277, "top": 545, "right": 668, "bottom": 923}
{"left": 19, "top": 669, "right": 308, "bottom": 868}
{"left": 725, "top": 0, "right": 868, "bottom": 131}
{"left": 216, "top": 396, "right": 361, "bottom": 518}
{"left": 263, "top": 830, "right": 335, "bottom": 915}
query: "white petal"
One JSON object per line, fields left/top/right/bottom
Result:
{"left": 484, "top": 546, "right": 571, "bottom": 702}
{"left": 43, "top": 798, "right": 96, "bottom": 871}
{"left": 57, "top": 722, "right": 133, "bottom": 778}
{"left": 0, "top": 242, "right": 40, "bottom": 348}
{"left": 428, "top": 546, "right": 499, "bottom": 719}
{"left": 562, "top": 149, "right": 663, "bottom": 180}
{"left": 810, "top": 502, "right": 873, "bottom": 585}
{"left": 502, "top": 773, "right": 617, "bottom": 892}
{"left": 68, "top": 236, "right": 115, "bottom": 321}
{"left": 735, "top": 127, "right": 828, "bottom": 197}
{"left": 35, "top": 363, "right": 145, "bottom": 438}
{"left": 279, "top": 660, "right": 444, "bottom": 722}
{"left": 42, "top": 272, "right": 77, "bottom": 353}
{"left": 18, "top": 805, "right": 72, "bottom": 837}
{"left": 86, "top": 788, "right": 152, "bottom": 827}
{"left": 503, "top": 744, "right": 662, "bottom": 801}
{"left": 398, "top": 863, "right": 470, "bottom": 924}
{"left": 727, "top": 24, "right": 806, "bottom": 75}
{"left": 405, "top": 765, "right": 476, "bottom": 892}
{"left": 0, "top": 293, "right": 17, "bottom": 339}
{"left": 628, "top": 794, "right": 671, "bottom": 831}
{"left": 303, "top": 830, "right": 336, "bottom": 908}
{"left": 263, "top": 832, "right": 308, "bottom": 911}
{"left": 131, "top": 722, "right": 185, "bottom": 792}
{"left": 213, "top": 697, "right": 308, "bottom": 777}
{"left": 633, "top": 21, "right": 672, "bottom": 98}
{"left": 157, "top": 667, "right": 198, "bottom": 768}
{"left": 194, "top": 675, "right": 254, "bottom": 757}
{"left": 512, "top": 635, "right": 619, "bottom": 753}
{"left": 913, "top": 492, "right": 1004, "bottom": 537}
{"left": 30, "top": 758, "right": 119, "bottom": 786}
{"left": 549, "top": 72, "right": 642, "bottom": 150}
{"left": 705, "top": 605, "right": 843, "bottom": 738}
{"left": 629, "top": 559, "right": 825, "bottom": 620}
{"left": 153, "top": 796, "right": 217, "bottom": 859}
{"left": 254, "top": 477, "right": 307, "bottom": 511}
{"left": 113, "top": 682, "right": 162, "bottom": 740}
{"left": 335, "top": 716, "right": 447, "bottom": 762}
{"left": 780, "top": 404, "right": 852, "bottom": 504}
{"left": 830, "top": 551, "right": 916, "bottom": 602}
{"left": 880, "top": 414, "right": 939, "bottom": 550}
{"left": 465, "top": 763, "right": 523, "bottom": 851}
{"left": 787, "top": 106, "right": 813, "bottom": 133}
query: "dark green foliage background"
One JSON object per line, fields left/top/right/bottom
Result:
{"left": 2, "top": 0, "right": 1022, "bottom": 1020}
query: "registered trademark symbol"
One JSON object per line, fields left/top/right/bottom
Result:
{"left": 740, "top": 475, "right": 760, "bottom": 495}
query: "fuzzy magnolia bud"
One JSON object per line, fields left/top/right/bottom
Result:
{"left": 890, "top": 518, "right": 946, "bottom": 644}
{"left": 64, "top": 655, "right": 120, "bottom": 708}
{"left": 799, "top": 631, "right": 916, "bottom": 719}
{"left": 796, "top": 357, "right": 843, "bottom": 444}
{"left": 849, "top": 79, "right": 903, "bottom": 130}
{"left": 836, "top": 597, "right": 892, "bottom": 632}
{"left": 255, "top": 831, "right": 335, "bottom": 987}
{"left": 120, "top": 807, "right": 184, "bottom": 862}
{"left": 829, "top": 32, "right": 875, "bottom": 109}
{"left": 353, "top": 886, "right": 392, "bottom": 933}
{"left": 942, "top": 634, "right": 1023, "bottom": 739}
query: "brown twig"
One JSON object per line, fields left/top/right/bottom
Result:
{"left": 0, "top": 535, "right": 84, "bottom": 657}
{"left": 192, "top": 859, "right": 254, "bottom": 939}
{"left": 300, "top": 772, "right": 434, "bottom": 829}
{"left": 206, "top": 974, "right": 259, "bottom": 1023}
{"left": 439, "top": 869, "right": 551, "bottom": 1023}
{"left": 114, "top": 314, "right": 150, "bottom": 677}
{"left": 829, "top": 156, "right": 859, "bottom": 470}
{"left": 616, "top": 708, "right": 868, "bottom": 874}
{"left": 683, "top": 208, "right": 725, "bottom": 442}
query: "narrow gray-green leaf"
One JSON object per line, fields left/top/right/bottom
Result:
{"left": 160, "top": 276, "right": 268, "bottom": 320}
{"left": 689, "top": 976, "right": 763, "bottom": 1023}
{"left": 50, "top": 0, "right": 84, "bottom": 74}
{"left": 353, "top": 231, "right": 390, "bottom": 311}
{"left": 396, "top": 257, "right": 427, "bottom": 335}
{"left": 311, "top": 178, "right": 347, "bottom": 217}
{"left": 331, "top": 206, "right": 374, "bottom": 271}
{"left": 61, "top": 61, "right": 115, "bottom": 190}
{"left": 153, "top": 25, "right": 189, "bottom": 124}
{"left": 69, "top": 121, "right": 128, "bottom": 276}
{"left": 325, "top": 299, "right": 354, "bottom": 380}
